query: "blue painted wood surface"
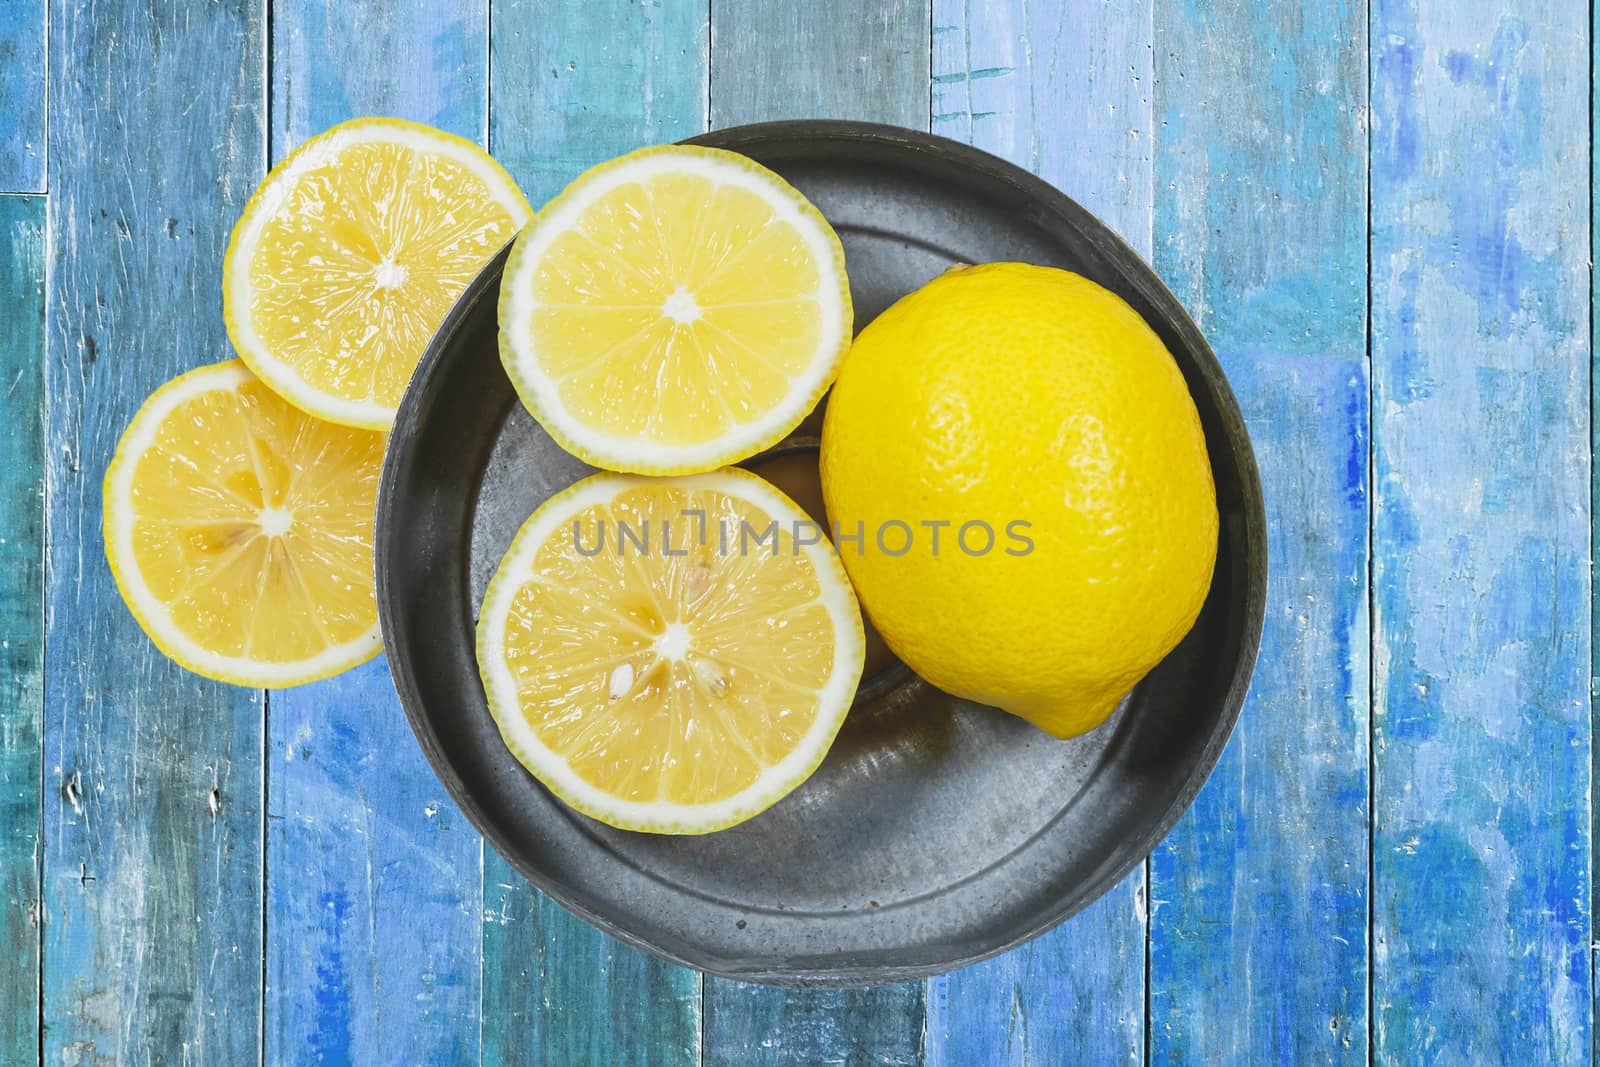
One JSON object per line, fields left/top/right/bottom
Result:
{"left": 0, "top": 2, "right": 44, "bottom": 192}
{"left": 1146, "top": 1, "right": 1373, "bottom": 1062}
{"left": 8, "top": 0, "right": 1599, "bottom": 1062}
{"left": 265, "top": 4, "right": 489, "bottom": 1063}
{"left": 0, "top": 194, "right": 44, "bottom": 1067}
{"left": 484, "top": 3, "right": 707, "bottom": 1064}
{"left": 924, "top": 4, "right": 1150, "bottom": 1063}
{"left": 42, "top": 2, "right": 266, "bottom": 1063}
{"left": 1371, "top": 1, "right": 1591, "bottom": 1061}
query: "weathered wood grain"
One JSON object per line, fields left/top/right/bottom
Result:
{"left": 42, "top": 3, "right": 266, "bottom": 1063}
{"left": 484, "top": 3, "right": 707, "bottom": 1064}
{"left": 271, "top": 0, "right": 488, "bottom": 153}
{"left": 923, "top": 4, "right": 1150, "bottom": 1063}
{"left": 267, "top": 665, "right": 484, "bottom": 1065}
{"left": 703, "top": 4, "right": 929, "bottom": 1062}
{"left": 930, "top": 0, "right": 1152, "bottom": 252}
{"left": 0, "top": 2, "right": 44, "bottom": 192}
{"left": 490, "top": 0, "right": 709, "bottom": 206}
{"left": 1371, "top": 1, "right": 1591, "bottom": 1060}
{"left": 1147, "top": 0, "right": 1371, "bottom": 1062}
{"left": 482, "top": 887, "right": 701, "bottom": 1067}
{"left": 708, "top": 0, "right": 931, "bottom": 129}
{"left": 0, "top": 194, "right": 44, "bottom": 1067}
{"left": 264, "top": 5, "right": 490, "bottom": 1064}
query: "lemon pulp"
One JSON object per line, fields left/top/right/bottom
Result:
{"left": 104, "top": 360, "right": 386, "bottom": 687}
{"left": 476, "top": 469, "right": 865, "bottom": 833}
{"left": 225, "top": 118, "right": 533, "bottom": 428}
{"left": 498, "top": 145, "right": 852, "bottom": 474}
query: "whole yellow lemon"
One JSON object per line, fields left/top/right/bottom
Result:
{"left": 819, "top": 263, "right": 1217, "bottom": 738}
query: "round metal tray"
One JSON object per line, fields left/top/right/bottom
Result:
{"left": 376, "top": 120, "right": 1266, "bottom": 985}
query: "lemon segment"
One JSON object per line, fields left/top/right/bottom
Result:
{"left": 476, "top": 469, "right": 865, "bottom": 834}
{"left": 498, "top": 145, "right": 852, "bottom": 474}
{"left": 225, "top": 118, "right": 533, "bottom": 429}
{"left": 104, "top": 360, "right": 386, "bottom": 688}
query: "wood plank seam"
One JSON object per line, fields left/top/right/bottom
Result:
{"left": 258, "top": 4, "right": 270, "bottom": 1060}
{"left": 1366, "top": 5, "right": 1378, "bottom": 1064}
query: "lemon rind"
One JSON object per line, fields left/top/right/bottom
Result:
{"left": 475, "top": 468, "right": 866, "bottom": 834}
{"left": 497, "top": 144, "right": 854, "bottom": 475}
{"left": 224, "top": 117, "right": 535, "bottom": 430}
{"left": 103, "top": 360, "right": 384, "bottom": 689}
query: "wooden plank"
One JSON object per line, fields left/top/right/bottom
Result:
{"left": 923, "top": 4, "right": 1149, "bottom": 1063}
{"left": 0, "top": 2, "right": 44, "bottom": 192}
{"left": 270, "top": 0, "right": 488, "bottom": 152}
{"left": 703, "top": 3, "right": 929, "bottom": 1063}
{"left": 483, "top": 3, "right": 707, "bottom": 1064}
{"left": 0, "top": 194, "right": 44, "bottom": 1067}
{"left": 482, "top": 886, "right": 701, "bottom": 1066}
{"left": 1147, "top": 0, "right": 1371, "bottom": 1062}
{"left": 929, "top": 0, "right": 1151, "bottom": 251}
{"left": 41, "top": 3, "right": 266, "bottom": 1063}
{"left": 705, "top": 983, "right": 924, "bottom": 1067}
{"left": 266, "top": 664, "right": 485, "bottom": 1065}
{"left": 264, "top": 3, "right": 489, "bottom": 1063}
{"left": 708, "top": 0, "right": 930, "bottom": 129}
{"left": 1371, "top": 1, "right": 1591, "bottom": 1060}
{"left": 489, "top": 0, "right": 708, "bottom": 207}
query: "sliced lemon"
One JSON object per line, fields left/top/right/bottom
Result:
{"left": 475, "top": 469, "right": 865, "bottom": 834}
{"left": 224, "top": 118, "right": 533, "bottom": 429}
{"left": 104, "top": 360, "right": 386, "bottom": 688}
{"left": 497, "top": 145, "right": 853, "bottom": 474}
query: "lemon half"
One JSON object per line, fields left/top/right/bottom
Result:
{"left": 497, "top": 145, "right": 853, "bottom": 474}
{"left": 224, "top": 118, "right": 533, "bottom": 429}
{"left": 475, "top": 469, "right": 865, "bottom": 833}
{"left": 104, "top": 360, "right": 386, "bottom": 688}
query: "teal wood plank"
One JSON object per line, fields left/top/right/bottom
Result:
{"left": 708, "top": 0, "right": 931, "bottom": 129}
{"left": 42, "top": 3, "right": 266, "bottom": 1062}
{"left": 705, "top": 984, "right": 924, "bottom": 1067}
{"left": 484, "top": 3, "right": 707, "bottom": 1064}
{"left": 490, "top": 0, "right": 708, "bottom": 207}
{"left": 265, "top": 4, "right": 489, "bottom": 1063}
{"left": 1148, "top": 0, "right": 1371, "bottom": 1062}
{"left": 703, "top": 4, "right": 929, "bottom": 1063}
{"left": 0, "top": 2, "right": 44, "bottom": 192}
{"left": 483, "top": 887, "right": 701, "bottom": 1066}
{"left": 0, "top": 194, "right": 44, "bottom": 1067}
{"left": 1371, "top": 1, "right": 1592, "bottom": 1060}
{"left": 924, "top": 4, "right": 1149, "bottom": 1063}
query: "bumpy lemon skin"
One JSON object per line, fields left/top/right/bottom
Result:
{"left": 819, "top": 263, "right": 1218, "bottom": 738}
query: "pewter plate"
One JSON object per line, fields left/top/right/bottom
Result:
{"left": 376, "top": 120, "right": 1266, "bottom": 985}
